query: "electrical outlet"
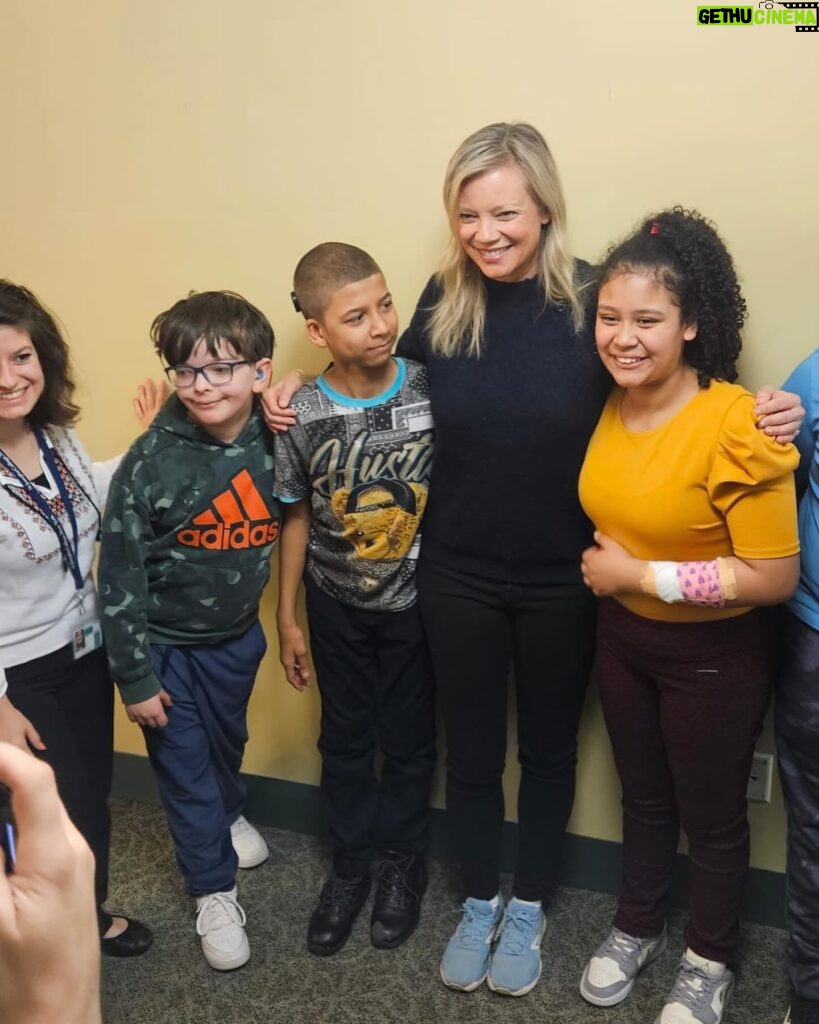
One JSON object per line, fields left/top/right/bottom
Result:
{"left": 747, "top": 752, "right": 774, "bottom": 802}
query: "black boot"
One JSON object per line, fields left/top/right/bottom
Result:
{"left": 370, "top": 850, "right": 428, "bottom": 949}
{"left": 307, "top": 870, "right": 371, "bottom": 956}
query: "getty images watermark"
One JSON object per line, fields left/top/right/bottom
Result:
{"left": 697, "top": 2, "right": 818, "bottom": 30}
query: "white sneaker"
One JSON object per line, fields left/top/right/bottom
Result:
{"left": 195, "top": 888, "right": 250, "bottom": 970}
{"left": 230, "top": 815, "right": 269, "bottom": 868}
{"left": 655, "top": 948, "right": 734, "bottom": 1024}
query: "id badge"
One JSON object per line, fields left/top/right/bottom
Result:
{"left": 72, "top": 619, "right": 103, "bottom": 660}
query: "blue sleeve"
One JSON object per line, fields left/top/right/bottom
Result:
{"left": 783, "top": 349, "right": 819, "bottom": 495}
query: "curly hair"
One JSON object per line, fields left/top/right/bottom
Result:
{"left": 0, "top": 280, "right": 80, "bottom": 427}
{"left": 596, "top": 207, "right": 746, "bottom": 386}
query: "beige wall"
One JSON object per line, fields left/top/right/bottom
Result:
{"left": 3, "top": 0, "right": 817, "bottom": 872}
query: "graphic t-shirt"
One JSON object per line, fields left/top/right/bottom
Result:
{"left": 273, "top": 358, "right": 434, "bottom": 611}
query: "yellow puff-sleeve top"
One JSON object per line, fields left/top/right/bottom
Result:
{"left": 578, "top": 381, "right": 800, "bottom": 622}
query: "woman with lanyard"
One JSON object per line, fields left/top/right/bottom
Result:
{"left": 0, "top": 280, "right": 158, "bottom": 956}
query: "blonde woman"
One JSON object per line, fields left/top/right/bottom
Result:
{"left": 394, "top": 123, "right": 799, "bottom": 997}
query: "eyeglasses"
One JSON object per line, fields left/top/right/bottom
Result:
{"left": 164, "top": 360, "right": 250, "bottom": 389}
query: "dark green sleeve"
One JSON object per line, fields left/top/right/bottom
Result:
{"left": 98, "top": 459, "right": 164, "bottom": 704}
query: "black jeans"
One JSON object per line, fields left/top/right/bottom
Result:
{"left": 777, "top": 611, "right": 819, "bottom": 1002}
{"left": 417, "top": 558, "right": 596, "bottom": 902}
{"left": 306, "top": 579, "right": 436, "bottom": 876}
{"left": 6, "top": 645, "right": 114, "bottom": 932}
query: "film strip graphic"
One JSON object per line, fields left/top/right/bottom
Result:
{"left": 777, "top": 2, "right": 819, "bottom": 31}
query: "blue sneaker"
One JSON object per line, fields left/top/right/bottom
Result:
{"left": 486, "top": 898, "right": 546, "bottom": 996}
{"left": 440, "top": 896, "right": 504, "bottom": 991}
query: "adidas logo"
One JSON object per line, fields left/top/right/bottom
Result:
{"left": 177, "top": 469, "right": 280, "bottom": 550}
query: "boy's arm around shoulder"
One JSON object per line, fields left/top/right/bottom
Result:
{"left": 276, "top": 500, "right": 312, "bottom": 691}
{"left": 97, "top": 452, "right": 170, "bottom": 722}
{"left": 261, "top": 370, "right": 311, "bottom": 434}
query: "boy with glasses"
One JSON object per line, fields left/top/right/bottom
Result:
{"left": 99, "top": 291, "right": 280, "bottom": 970}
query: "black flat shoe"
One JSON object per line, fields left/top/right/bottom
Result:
{"left": 101, "top": 917, "right": 154, "bottom": 958}
{"left": 371, "top": 851, "right": 427, "bottom": 950}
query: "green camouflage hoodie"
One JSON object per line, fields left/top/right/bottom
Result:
{"left": 99, "top": 396, "right": 281, "bottom": 704}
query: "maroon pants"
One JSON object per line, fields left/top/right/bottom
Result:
{"left": 596, "top": 598, "right": 776, "bottom": 965}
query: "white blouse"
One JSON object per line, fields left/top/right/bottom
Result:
{"left": 0, "top": 426, "right": 120, "bottom": 697}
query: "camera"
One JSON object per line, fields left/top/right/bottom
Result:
{"left": 0, "top": 783, "right": 15, "bottom": 873}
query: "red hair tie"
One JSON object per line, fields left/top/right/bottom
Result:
{"left": 649, "top": 222, "right": 661, "bottom": 236}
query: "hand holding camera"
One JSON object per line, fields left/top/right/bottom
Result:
{"left": 0, "top": 743, "right": 101, "bottom": 1024}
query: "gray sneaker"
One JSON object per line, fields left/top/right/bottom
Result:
{"left": 655, "top": 948, "right": 735, "bottom": 1024}
{"left": 580, "top": 926, "right": 668, "bottom": 1007}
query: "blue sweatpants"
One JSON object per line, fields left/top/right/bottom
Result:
{"left": 144, "top": 621, "right": 267, "bottom": 895}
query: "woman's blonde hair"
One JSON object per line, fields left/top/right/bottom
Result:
{"left": 428, "top": 122, "right": 584, "bottom": 357}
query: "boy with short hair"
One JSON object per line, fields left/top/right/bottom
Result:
{"left": 99, "top": 291, "right": 281, "bottom": 971}
{"left": 275, "top": 243, "right": 436, "bottom": 955}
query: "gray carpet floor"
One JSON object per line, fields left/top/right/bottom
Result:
{"left": 102, "top": 800, "right": 790, "bottom": 1024}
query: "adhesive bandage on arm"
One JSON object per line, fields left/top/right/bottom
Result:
{"left": 640, "top": 558, "right": 737, "bottom": 607}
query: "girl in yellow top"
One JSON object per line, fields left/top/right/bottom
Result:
{"left": 577, "top": 208, "right": 800, "bottom": 1024}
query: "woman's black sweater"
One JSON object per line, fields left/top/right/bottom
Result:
{"left": 396, "top": 270, "right": 610, "bottom": 585}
